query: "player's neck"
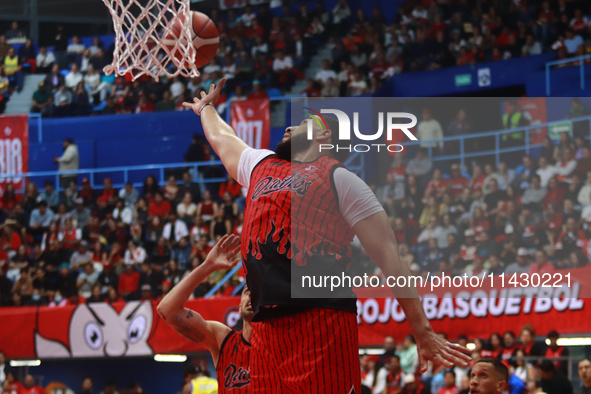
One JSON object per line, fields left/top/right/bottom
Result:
{"left": 243, "top": 322, "right": 253, "bottom": 343}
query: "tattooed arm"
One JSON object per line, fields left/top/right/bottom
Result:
{"left": 157, "top": 234, "right": 241, "bottom": 364}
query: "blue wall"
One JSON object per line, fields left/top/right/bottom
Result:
{"left": 375, "top": 53, "right": 557, "bottom": 97}
{"left": 29, "top": 110, "right": 286, "bottom": 173}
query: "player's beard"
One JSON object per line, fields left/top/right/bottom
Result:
{"left": 275, "top": 132, "right": 311, "bottom": 161}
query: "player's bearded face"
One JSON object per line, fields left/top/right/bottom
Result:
{"left": 275, "top": 130, "right": 311, "bottom": 161}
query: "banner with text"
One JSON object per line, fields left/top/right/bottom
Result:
{"left": 1, "top": 267, "right": 590, "bottom": 358}
{"left": 0, "top": 115, "right": 28, "bottom": 191}
{"left": 230, "top": 99, "right": 270, "bottom": 150}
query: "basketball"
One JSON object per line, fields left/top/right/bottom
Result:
{"left": 162, "top": 11, "right": 219, "bottom": 69}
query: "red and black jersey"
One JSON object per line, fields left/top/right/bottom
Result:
{"left": 217, "top": 330, "right": 251, "bottom": 393}
{"left": 242, "top": 155, "right": 356, "bottom": 321}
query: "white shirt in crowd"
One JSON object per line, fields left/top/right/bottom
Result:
{"left": 36, "top": 50, "right": 56, "bottom": 68}
{"left": 65, "top": 71, "right": 83, "bottom": 89}
{"left": 417, "top": 119, "right": 444, "bottom": 148}
{"left": 315, "top": 69, "right": 337, "bottom": 85}
{"left": 124, "top": 246, "right": 147, "bottom": 265}
{"left": 272, "top": 56, "right": 293, "bottom": 72}
{"left": 162, "top": 219, "right": 189, "bottom": 242}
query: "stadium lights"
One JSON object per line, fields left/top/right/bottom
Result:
{"left": 546, "top": 337, "right": 591, "bottom": 347}
{"left": 10, "top": 360, "right": 41, "bottom": 367}
{"left": 154, "top": 354, "right": 187, "bottom": 362}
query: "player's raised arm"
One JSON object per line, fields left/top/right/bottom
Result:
{"left": 352, "top": 211, "right": 472, "bottom": 372}
{"left": 183, "top": 78, "right": 248, "bottom": 180}
{"left": 156, "top": 234, "right": 241, "bottom": 364}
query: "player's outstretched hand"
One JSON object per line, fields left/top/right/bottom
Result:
{"left": 415, "top": 329, "right": 471, "bottom": 373}
{"left": 203, "top": 234, "right": 241, "bottom": 272}
{"left": 182, "top": 77, "right": 227, "bottom": 116}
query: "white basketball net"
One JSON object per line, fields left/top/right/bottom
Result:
{"left": 102, "top": 0, "right": 200, "bottom": 81}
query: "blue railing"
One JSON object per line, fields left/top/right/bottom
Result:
{"left": 546, "top": 54, "right": 591, "bottom": 96}
{"left": 11, "top": 160, "right": 226, "bottom": 193}
{"left": 397, "top": 114, "right": 591, "bottom": 172}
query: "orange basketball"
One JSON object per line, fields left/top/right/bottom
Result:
{"left": 162, "top": 11, "right": 219, "bottom": 69}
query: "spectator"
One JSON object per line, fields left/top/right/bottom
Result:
{"left": 17, "top": 38, "right": 36, "bottom": 73}
{"left": 124, "top": 240, "right": 147, "bottom": 266}
{"left": 21, "top": 374, "right": 45, "bottom": 394}
{"left": 315, "top": 59, "right": 337, "bottom": 86}
{"left": 272, "top": 50, "right": 296, "bottom": 91}
{"left": 301, "top": 79, "right": 321, "bottom": 97}
{"left": 162, "top": 212, "right": 189, "bottom": 245}
{"left": 576, "top": 358, "right": 591, "bottom": 394}
{"left": 321, "top": 77, "right": 339, "bottom": 97}
{"left": 521, "top": 175, "right": 546, "bottom": 210}
{"left": 397, "top": 335, "right": 418, "bottom": 374}
{"left": 247, "top": 80, "right": 268, "bottom": 100}
{"left": 539, "top": 359, "right": 573, "bottom": 394}
{"left": 505, "top": 248, "right": 532, "bottom": 275}
{"left": 44, "top": 64, "right": 65, "bottom": 93}
{"left": 53, "top": 84, "right": 73, "bottom": 117}
{"left": 118, "top": 182, "right": 139, "bottom": 208}
{"left": 536, "top": 157, "right": 556, "bottom": 188}
{"left": 3, "top": 47, "right": 23, "bottom": 92}
{"left": 361, "top": 355, "right": 387, "bottom": 393}
{"left": 78, "top": 377, "right": 93, "bottom": 394}
{"left": 554, "top": 147, "right": 577, "bottom": 182}
{"left": 5, "top": 21, "right": 25, "bottom": 40}
{"left": 545, "top": 330, "right": 569, "bottom": 375}
{"left": 417, "top": 108, "right": 444, "bottom": 152}
{"left": 347, "top": 69, "right": 367, "bottom": 96}
{"left": 154, "top": 89, "right": 176, "bottom": 112}
{"left": 148, "top": 192, "right": 172, "bottom": 219}
{"left": 118, "top": 261, "right": 139, "bottom": 300}
{"left": 437, "top": 370, "right": 459, "bottom": 394}
{"left": 162, "top": 175, "right": 180, "bottom": 203}
{"left": 67, "top": 35, "right": 86, "bottom": 65}
{"left": 522, "top": 35, "right": 542, "bottom": 56}
{"left": 331, "top": 0, "right": 351, "bottom": 36}
{"left": 0, "top": 36, "right": 10, "bottom": 60}
{"left": 138, "top": 262, "right": 163, "bottom": 298}
{"left": 76, "top": 262, "right": 99, "bottom": 298}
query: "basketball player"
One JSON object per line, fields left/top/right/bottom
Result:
{"left": 469, "top": 358, "right": 508, "bottom": 394}
{"left": 157, "top": 234, "right": 253, "bottom": 393}
{"left": 183, "top": 79, "right": 471, "bottom": 392}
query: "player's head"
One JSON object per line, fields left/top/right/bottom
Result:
{"left": 275, "top": 115, "right": 346, "bottom": 162}
{"left": 469, "top": 358, "right": 508, "bottom": 394}
{"left": 239, "top": 284, "right": 254, "bottom": 323}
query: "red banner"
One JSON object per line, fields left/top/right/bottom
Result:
{"left": 0, "top": 115, "right": 28, "bottom": 191}
{"left": 1, "top": 266, "right": 590, "bottom": 359}
{"left": 230, "top": 99, "right": 270, "bottom": 150}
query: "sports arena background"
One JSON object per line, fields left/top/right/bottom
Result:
{"left": 0, "top": 0, "right": 591, "bottom": 393}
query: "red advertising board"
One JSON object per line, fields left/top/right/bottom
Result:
{"left": 0, "top": 115, "right": 28, "bottom": 191}
{"left": 230, "top": 99, "right": 270, "bottom": 150}
{"left": 1, "top": 266, "right": 590, "bottom": 358}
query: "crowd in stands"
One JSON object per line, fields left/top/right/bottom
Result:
{"left": 2, "top": 1, "right": 591, "bottom": 115}
{"left": 361, "top": 326, "right": 589, "bottom": 394}
{"left": 356, "top": 103, "right": 591, "bottom": 281}
{"left": 0, "top": 135, "right": 248, "bottom": 307}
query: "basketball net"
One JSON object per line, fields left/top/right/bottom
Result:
{"left": 102, "top": 0, "right": 200, "bottom": 81}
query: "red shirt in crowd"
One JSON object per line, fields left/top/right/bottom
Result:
{"left": 471, "top": 174, "right": 486, "bottom": 191}
{"left": 219, "top": 180, "right": 242, "bottom": 200}
{"left": 148, "top": 200, "right": 172, "bottom": 218}
{"left": 21, "top": 385, "right": 46, "bottom": 394}
{"left": 425, "top": 179, "right": 448, "bottom": 198}
{"left": 449, "top": 176, "right": 469, "bottom": 197}
{"left": 0, "top": 231, "right": 22, "bottom": 261}
{"left": 118, "top": 270, "right": 140, "bottom": 295}
{"left": 543, "top": 186, "right": 565, "bottom": 210}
